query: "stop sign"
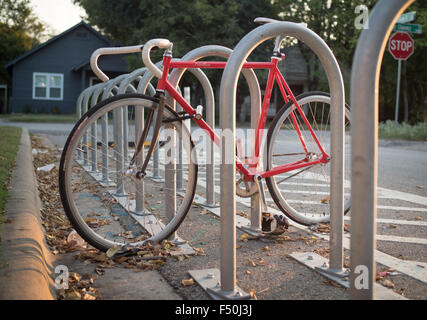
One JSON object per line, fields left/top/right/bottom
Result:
{"left": 388, "top": 32, "right": 414, "bottom": 60}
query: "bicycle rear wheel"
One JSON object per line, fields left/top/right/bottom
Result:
{"left": 59, "top": 94, "right": 198, "bottom": 252}
{"left": 265, "top": 91, "right": 351, "bottom": 225}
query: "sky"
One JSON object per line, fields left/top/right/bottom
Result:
{"left": 30, "top": 0, "right": 87, "bottom": 35}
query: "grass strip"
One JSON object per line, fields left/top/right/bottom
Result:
{"left": 0, "top": 113, "right": 76, "bottom": 123}
{"left": 0, "top": 126, "right": 22, "bottom": 224}
{"left": 379, "top": 120, "right": 427, "bottom": 141}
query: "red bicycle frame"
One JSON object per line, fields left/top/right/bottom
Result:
{"left": 156, "top": 54, "right": 330, "bottom": 182}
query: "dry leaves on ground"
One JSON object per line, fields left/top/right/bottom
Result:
{"left": 57, "top": 272, "right": 100, "bottom": 300}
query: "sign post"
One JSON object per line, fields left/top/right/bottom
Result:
{"left": 388, "top": 32, "right": 414, "bottom": 125}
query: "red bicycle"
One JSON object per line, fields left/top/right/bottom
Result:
{"left": 59, "top": 20, "right": 351, "bottom": 252}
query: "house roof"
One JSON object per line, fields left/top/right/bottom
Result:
{"left": 4, "top": 21, "right": 113, "bottom": 71}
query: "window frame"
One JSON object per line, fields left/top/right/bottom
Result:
{"left": 32, "top": 72, "right": 64, "bottom": 101}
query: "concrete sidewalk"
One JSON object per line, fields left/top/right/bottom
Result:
{"left": 0, "top": 128, "right": 56, "bottom": 299}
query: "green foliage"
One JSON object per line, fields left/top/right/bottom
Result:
{"left": 0, "top": 113, "right": 77, "bottom": 123}
{"left": 0, "top": 126, "right": 21, "bottom": 217}
{"left": 74, "top": 0, "right": 427, "bottom": 123}
{"left": 379, "top": 120, "right": 427, "bottom": 141}
{"left": 0, "top": 0, "right": 46, "bottom": 85}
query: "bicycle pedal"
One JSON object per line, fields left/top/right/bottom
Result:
{"left": 273, "top": 214, "right": 290, "bottom": 229}
{"left": 261, "top": 212, "right": 274, "bottom": 232}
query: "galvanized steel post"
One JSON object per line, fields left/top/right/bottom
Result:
{"left": 219, "top": 21, "right": 345, "bottom": 296}
{"left": 350, "top": 0, "right": 414, "bottom": 300}
{"left": 81, "top": 84, "right": 103, "bottom": 167}
{"left": 101, "top": 74, "right": 130, "bottom": 195}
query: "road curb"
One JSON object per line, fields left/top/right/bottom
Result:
{"left": 0, "top": 128, "right": 56, "bottom": 300}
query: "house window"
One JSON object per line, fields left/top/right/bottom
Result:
{"left": 33, "top": 73, "right": 63, "bottom": 100}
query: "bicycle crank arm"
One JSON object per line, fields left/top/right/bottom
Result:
{"left": 254, "top": 175, "right": 289, "bottom": 231}
{"left": 254, "top": 175, "right": 269, "bottom": 214}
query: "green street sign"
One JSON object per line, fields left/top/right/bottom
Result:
{"left": 393, "top": 23, "right": 422, "bottom": 34}
{"left": 397, "top": 11, "right": 416, "bottom": 24}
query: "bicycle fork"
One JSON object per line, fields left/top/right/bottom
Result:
{"left": 130, "top": 92, "right": 166, "bottom": 179}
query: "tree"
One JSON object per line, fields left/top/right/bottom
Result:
{"left": 274, "top": 0, "right": 427, "bottom": 124}
{"left": 0, "top": 0, "right": 46, "bottom": 84}
{"left": 74, "top": 0, "right": 279, "bottom": 117}
{"left": 74, "top": 0, "right": 244, "bottom": 57}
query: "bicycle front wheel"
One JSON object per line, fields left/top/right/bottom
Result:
{"left": 59, "top": 94, "right": 198, "bottom": 252}
{"left": 265, "top": 91, "right": 351, "bottom": 225}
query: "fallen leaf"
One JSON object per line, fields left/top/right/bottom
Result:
{"left": 65, "top": 289, "right": 81, "bottom": 300}
{"left": 236, "top": 211, "right": 248, "bottom": 218}
{"left": 257, "top": 288, "right": 269, "bottom": 294}
{"left": 240, "top": 233, "right": 249, "bottom": 242}
{"left": 95, "top": 267, "right": 105, "bottom": 275}
{"left": 83, "top": 293, "right": 96, "bottom": 300}
{"left": 114, "top": 256, "right": 128, "bottom": 264}
{"left": 249, "top": 289, "right": 257, "bottom": 300}
{"left": 382, "top": 279, "right": 395, "bottom": 289}
{"left": 106, "top": 245, "right": 122, "bottom": 258}
{"left": 181, "top": 278, "right": 194, "bottom": 287}
{"left": 69, "top": 272, "right": 81, "bottom": 282}
{"left": 93, "top": 253, "right": 108, "bottom": 262}
{"left": 247, "top": 258, "right": 257, "bottom": 267}
{"left": 320, "top": 196, "right": 330, "bottom": 204}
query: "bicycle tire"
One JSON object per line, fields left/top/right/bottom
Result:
{"left": 265, "top": 91, "right": 351, "bottom": 225}
{"left": 59, "top": 93, "right": 198, "bottom": 252}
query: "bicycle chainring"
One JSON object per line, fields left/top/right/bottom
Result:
{"left": 236, "top": 176, "right": 258, "bottom": 198}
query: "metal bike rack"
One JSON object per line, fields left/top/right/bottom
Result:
{"left": 101, "top": 74, "right": 131, "bottom": 194}
{"left": 168, "top": 45, "right": 262, "bottom": 224}
{"left": 136, "top": 59, "right": 214, "bottom": 245}
{"left": 117, "top": 68, "right": 149, "bottom": 214}
{"left": 81, "top": 83, "right": 104, "bottom": 167}
{"left": 75, "top": 86, "right": 93, "bottom": 161}
{"left": 88, "top": 82, "right": 111, "bottom": 174}
{"left": 206, "top": 21, "right": 346, "bottom": 299}
{"left": 349, "top": 0, "right": 414, "bottom": 300}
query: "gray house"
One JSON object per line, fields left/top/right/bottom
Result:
{"left": 5, "top": 21, "right": 129, "bottom": 114}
